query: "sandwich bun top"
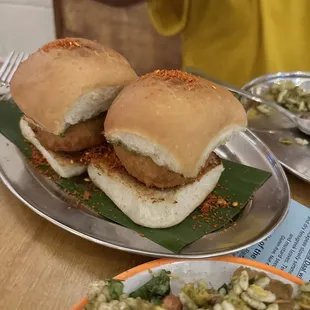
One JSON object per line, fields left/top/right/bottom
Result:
{"left": 10, "top": 37, "right": 137, "bottom": 135}
{"left": 105, "top": 70, "right": 247, "bottom": 178}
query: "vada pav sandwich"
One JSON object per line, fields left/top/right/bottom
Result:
{"left": 10, "top": 38, "right": 137, "bottom": 178}
{"left": 88, "top": 70, "right": 248, "bottom": 228}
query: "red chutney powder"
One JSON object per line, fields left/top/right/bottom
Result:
{"left": 40, "top": 38, "right": 83, "bottom": 52}
{"left": 192, "top": 193, "right": 238, "bottom": 230}
{"left": 141, "top": 69, "right": 200, "bottom": 90}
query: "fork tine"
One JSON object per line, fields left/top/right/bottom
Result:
{"left": 1, "top": 52, "right": 20, "bottom": 83}
{"left": 0, "top": 52, "right": 14, "bottom": 80}
{"left": 22, "top": 53, "right": 29, "bottom": 61}
{"left": 7, "top": 52, "right": 27, "bottom": 83}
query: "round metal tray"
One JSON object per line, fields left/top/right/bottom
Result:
{"left": 241, "top": 71, "right": 310, "bottom": 183}
{"left": 0, "top": 129, "right": 290, "bottom": 258}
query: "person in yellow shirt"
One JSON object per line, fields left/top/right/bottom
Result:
{"left": 100, "top": 0, "right": 310, "bottom": 87}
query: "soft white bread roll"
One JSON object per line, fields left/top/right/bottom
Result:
{"left": 105, "top": 70, "right": 247, "bottom": 178}
{"left": 88, "top": 161, "right": 224, "bottom": 228}
{"left": 20, "top": 118, "right": 86, "bottom": 178}
{"left": 11, "top": 38, "right": 137, "bottom": 135}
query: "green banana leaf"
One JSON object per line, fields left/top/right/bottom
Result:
{"left": 0, "top": 99, "right": 271, "bottom": 253}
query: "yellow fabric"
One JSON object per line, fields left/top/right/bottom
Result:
{"left": 147, "top": 0, "right": 310, "bottom": 87}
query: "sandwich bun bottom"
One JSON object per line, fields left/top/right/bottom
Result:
{"left": 88, "top": 159, "right": 224, "bottom": 228}
{"left": 20, "top": 118, "right": 86, "bottom": 178}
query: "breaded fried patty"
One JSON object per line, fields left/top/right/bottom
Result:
{"left": 114, "top": 145, "right": 221, "bottom": 189}
{"left": 29, "top": 113, "right": 106, "bottom": 152}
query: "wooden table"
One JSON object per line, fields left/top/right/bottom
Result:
{"left": 0, "top": 173, "right": 309, "bottom": 310}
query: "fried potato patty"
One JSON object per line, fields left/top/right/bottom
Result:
{"left": 114, "top": 145, "right": 221, "bottom": 189}
{"left": 30, "top": 114, "right": 106, "bottom": 152}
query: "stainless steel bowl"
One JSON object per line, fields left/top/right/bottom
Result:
{"left": 241, "top": 71, "right": 310, "bottom": 183}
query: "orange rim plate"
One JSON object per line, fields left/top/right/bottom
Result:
{"left": 72, "top": 256, "right": 304, "bottom": 310}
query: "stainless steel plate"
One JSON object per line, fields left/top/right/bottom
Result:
{"left": 0, "top": 129, "right": 290, "bottom": 258}
{"left": 241, "top": 71, "right": 310, "bottom": 183}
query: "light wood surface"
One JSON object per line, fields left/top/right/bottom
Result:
{"left": 0, "top": 173, "right": 309, "bottom": 310}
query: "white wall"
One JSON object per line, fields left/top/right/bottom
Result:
{"left": 0, "top": 0, "right": 55, "bottom": 60}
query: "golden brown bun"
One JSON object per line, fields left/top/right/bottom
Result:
{"left": 11, "top": 38, "right": 137, "bottom": 135}
{"left": 105, "top": 70, "right": 247, "bottom": 178}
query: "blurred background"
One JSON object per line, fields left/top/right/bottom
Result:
{"left": 0, "top": 0, "right": 54, "bottom": 60}
{"left": 0, "top": 0, "right": 181, "bottom": 75}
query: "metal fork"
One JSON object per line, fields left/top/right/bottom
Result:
{"left": 0, "top": 51, "right": 29, "bottom": 96}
